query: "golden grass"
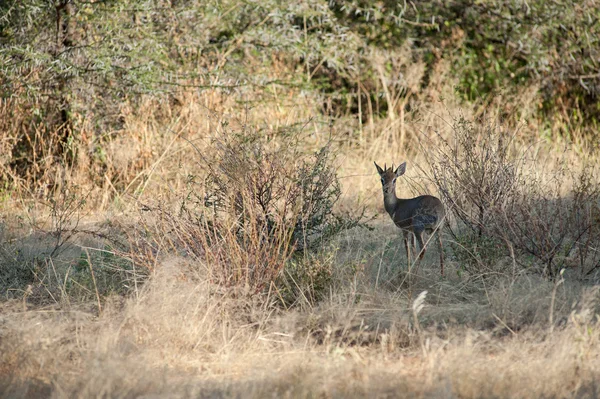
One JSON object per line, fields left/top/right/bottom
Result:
{"left": 1, "top": 75, "right": 600, "bottom": 398}
{"left": 1, "top": 245, "right": 599, "bottom": 398}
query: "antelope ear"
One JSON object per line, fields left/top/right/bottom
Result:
{"left": 374, "top": 162, "right": 384, "bottom": 175}
{"left": 394, "top": 162, "right": 407, "bottom": 177}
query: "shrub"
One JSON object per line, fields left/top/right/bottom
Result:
{"left": 201, "top": 131, "right": 348, "bottom": 253}
{"left": 276, "top": 252, "right": 335, "bottom": 308}
{"left": 428, "top": 115, "right": 600, "bottom": 278}
{"left": 429, "top": 116, "right": 522, "bottom": 238}
{"left": 492, "top": 165, "right": 600, "bottom": 277}
{"left": 134, "top": 125, "right": 364, "bottom": 294}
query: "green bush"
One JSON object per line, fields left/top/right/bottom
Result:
{"left": 2, "top": 0, "right": 599, "bottom": 193}
{"left": 277, "top": 253, "right": 334, "bottom": 307}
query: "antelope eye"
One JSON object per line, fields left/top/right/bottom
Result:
{"left": 380, "top": 178, "right": 385, "bottom": 185}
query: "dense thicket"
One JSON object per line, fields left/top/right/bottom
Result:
{"left": 1, "top": 0, "right": 599, "bottom": 189}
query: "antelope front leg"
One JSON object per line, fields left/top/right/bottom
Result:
{"left": 403, "top": 230, "right": 411, "bottom": 270}
{"left": 415, "top": 231, "right": 426, "bottom": 260}
{"left": 438, "top": 231, "right": 444, "bottom": 276}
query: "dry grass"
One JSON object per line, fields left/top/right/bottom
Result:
{"left": 3, "top": 4, "right": 600, "bottom": 396}
{"left": 2, "top": 74, "right": 600, "bottom": 398}
{"left": 2, "top": 204, "right": 600, "bottom": 398}
{"left": 1, "top": 246, "right": 599, "bottom": 398}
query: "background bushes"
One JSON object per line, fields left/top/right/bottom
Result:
{"left": 2, "top": 0, "right": 600, "bottom": 194}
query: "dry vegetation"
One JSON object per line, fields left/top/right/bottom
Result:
{"left": 2, "top": 1, "right": 600, "bottom": 398}
{"left": 2, "top": 93, "right": 599, "bottom": 398}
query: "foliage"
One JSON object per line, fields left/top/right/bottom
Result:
{"left": 331, "top": 1, "right": 600, "bottom": 123}
{"left": 2, "top": 1, "right": 599, "bottom": 192}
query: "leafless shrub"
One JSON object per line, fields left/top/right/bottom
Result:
{"left": 493, "top": 165, "right": 600, "bottom": 277}
{"left": 0, "top": 185, "right": 87, "bottom": 295}
{"left": 427, "top": 115, "right": 600, "bottom": 278}
{"left": 430, "top": 116, "right": 523, "bottom": 238}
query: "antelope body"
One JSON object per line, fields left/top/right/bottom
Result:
{"left": 374, "top": 161, "right": 445, "bottom": 275}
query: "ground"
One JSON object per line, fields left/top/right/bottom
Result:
{"left": 1, "top": 218, "right": 599, "bottom": 398}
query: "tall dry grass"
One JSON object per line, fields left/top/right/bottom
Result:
{"left": 1, "top": 44, "right": 600, "bottom": 398}
{"left": 1, "top": 253, "right": 599, "bottom": 398}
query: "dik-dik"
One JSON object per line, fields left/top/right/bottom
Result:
{"left": 374, "top": 161, "right": 445, "bottom": 275}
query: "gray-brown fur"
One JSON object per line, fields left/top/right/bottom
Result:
{"left": 374, "top": 161, "right": 446, "bottom": 275}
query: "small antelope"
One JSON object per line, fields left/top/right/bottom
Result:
{"left": 374, "top": 161, "right": 445, "bottom": 275}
